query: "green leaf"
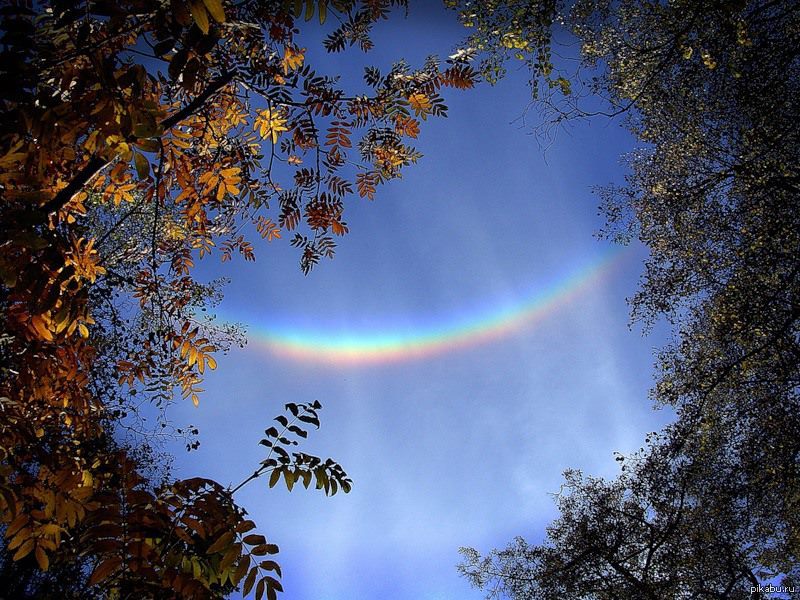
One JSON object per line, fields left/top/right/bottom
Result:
{"left": 134, "top": 152, "right": 150, "bottom": 179}
{"left": 268, "top": 468, "right": 281, "bottom": 488}
{"left": 284, "top": 469, "right": 295, "bottom": 492}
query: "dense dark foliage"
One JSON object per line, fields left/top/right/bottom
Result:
{"left": 456, "top": 1, "right": 800, "bottom": 597}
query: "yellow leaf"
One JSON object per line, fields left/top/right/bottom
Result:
{"left": 202, "top": 0, "right": 225, "bottom": 23}
{"left": 30, "top": 315, "right": 54, "bottom": 341}
{"left": 188, "top": 346, "right": 198, "bottom": 367}
{"left": 408, "top": 93, "right": 432, "bottom": 117}
{"left": 189, "top": 0, "right": 210, "bottom": 34}
{"left": 282, "top": 46, "right": 305, "bottom": 75}
{"left": 35, "top": 546, "right": 49, "bottom": 571}
{"left": 12, "top": 539, "right": 34, "bottom": 561}
{"left": 205, "top": 355, "right": 217, "bottom": 370}
{"left": 254, "top": 109, "right": 289, "bottom": 144}
{"left": 40, "top": 524, "right": 62, "bottom": 537}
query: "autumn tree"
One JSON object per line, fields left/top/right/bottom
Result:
{"left": 452, "top": 0, "right": 800, "bottom": 596}
{"left": 0, "top": 1, "right": 478, "bottom": 597}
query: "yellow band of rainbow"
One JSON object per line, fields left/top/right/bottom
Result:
{"left": 240, "top": 247, "right": 627, "bottom": 366}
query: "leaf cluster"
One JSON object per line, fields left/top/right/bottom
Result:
{"left": 0, "top": 1, "right": 473, "bottom": 597}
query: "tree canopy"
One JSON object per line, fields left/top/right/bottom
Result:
{"left": 455, "top": 0, "right": 799, "bottom": 597}
{"left": 0, "top": 1, "right": 477, "bottom": 597}
{"left": 3, "top": 0, "right": 797, "bottom": 597}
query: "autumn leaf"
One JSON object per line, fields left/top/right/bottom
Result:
{"left": 202, "top": 0, "right": 226, "bottom": 23}
{"left": 282, "top": 45, "right": 305, "bottom": 74}
{"left": 189, "top": 0, "right": 210, "bottom": 34}
{"left": 394, "top": 115, "right": 420, "bottom": 138}
{"left": 35, "top": 546, "right": 49, "bottom": 571}
{"left": 254, "top": 109, "right": 289, "bottom": 144}
{"left": 408, "top": 93, "right": 432, "bottom": 117}
{"left": 207, "top": 531, "right": 235, "bottom": 554}
{"left": 89, "top": 557, "right": 123, "bottom": 585}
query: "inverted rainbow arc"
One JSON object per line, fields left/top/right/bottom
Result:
{"left": 238, "top": 249, "right": 625, "bottom": 366}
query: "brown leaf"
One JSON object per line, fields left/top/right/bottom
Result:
{"left": 88, "top": 557, "right": 122, "bottom": 586}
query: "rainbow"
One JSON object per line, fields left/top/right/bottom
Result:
{"left": 240, "top": 248, "right": 626, "bottom": 367}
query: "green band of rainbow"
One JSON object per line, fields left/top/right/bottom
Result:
{"left": 240, "top": 248, "right": 626, "bottom": 366}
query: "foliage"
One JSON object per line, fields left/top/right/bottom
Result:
{"left": 453, "top": 0, "right": 800, "bottom": 597}
{"left": 0, "top": 0, "right": 476, "bottom": 597}
{"left": 460, "top": 430, "right": 794, "bottom": 599}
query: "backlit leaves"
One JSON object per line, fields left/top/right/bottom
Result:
{"left": 408, "top": 92, "right": 433, "bottom": 117}
{"left": 255, "top": 108, "right": 290, "bottom": 144}
{"left": 0, "top": 0, "right": 474, "bottom": 597}
{"left": 282, "top": 45, "right": 306, "bottom": 74}
{"left": 254, "top": 402, "right": 353, "bottom": 496}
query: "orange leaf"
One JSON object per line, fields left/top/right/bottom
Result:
{"left": 12, "top": 539, "right": 35, "bottom": 561}
{"left": 35, "top": 546, "right": 49, "bottom": 571}
{"left": 282, "top": 46, "right": 305, "bottom": 75}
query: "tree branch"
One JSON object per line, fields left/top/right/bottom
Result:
{"left": 42, "top": 70, "right": 238, "bottom": 218}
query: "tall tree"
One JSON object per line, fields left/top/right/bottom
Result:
{"left": 453, "top": 0, "right": 800, "bottom": 596}
{"left": 0, "top": 1, "right": 477, "bottom": 597}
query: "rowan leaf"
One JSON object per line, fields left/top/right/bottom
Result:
{"left": 282, "top": 46, "right": 305, "bottom": 74}
{"left": 35, "top": 546, "right": 49, "bottom": 571}
{"left": 88, "top": 557, "right": 122, "bottom": 585}
{"left": 189, "top": 0, "right": 210, "bottom": 34}
{"left": 207, "top": 530, "right": 235, "bottom": 554}
{"left": 202, "top": 0, "right": 226, "bottom": 23}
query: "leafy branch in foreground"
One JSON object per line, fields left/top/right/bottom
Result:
{"left": 1, "top": 1, "right": 475, "bottom": 596}
{"left": 1, "top": 401, "right": 348, "bottom": 600}
{"left": 233, "top": 401, "right": 352, "bottom": 496}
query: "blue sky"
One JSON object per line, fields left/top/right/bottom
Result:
{"left": 169, "top": 5, "right": 673, "bottom": 599}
